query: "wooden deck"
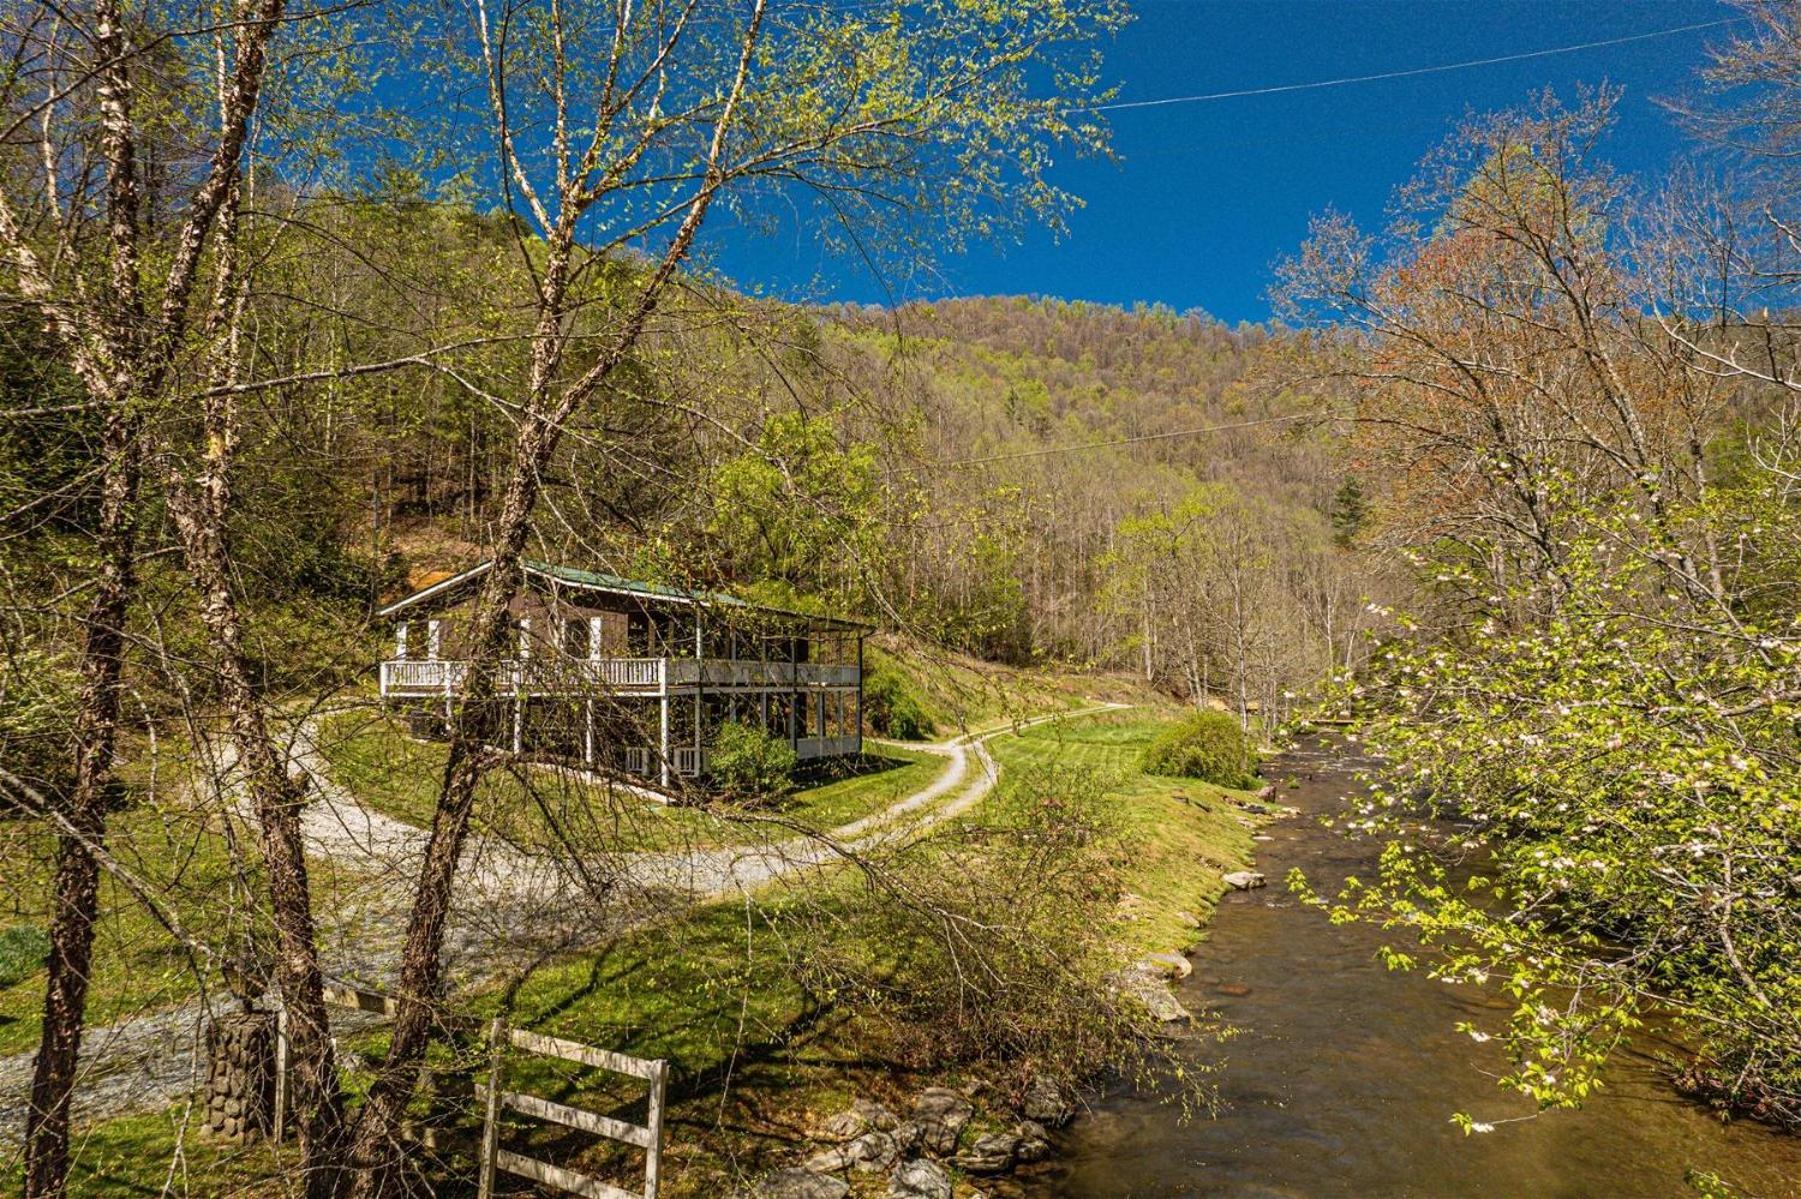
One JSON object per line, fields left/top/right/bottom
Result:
{"left": 379, "top": 656, "right": 859, "bottom": 698}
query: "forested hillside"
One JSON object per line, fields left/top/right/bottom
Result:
{"left": 4, "top": 265, "right": 1370, "bottom": 739}
{"left": 8, "top": 2, "right": 1801, "bottom": 1195}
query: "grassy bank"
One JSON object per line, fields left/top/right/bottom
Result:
{"left": 982, "top": 707, "right": 1265, "bottom": 956}
{"left": 865, "top": 635, "right": 1165, "bottom": 740}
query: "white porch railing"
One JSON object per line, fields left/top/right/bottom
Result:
{"left": 380, "top": 659, "right": 468, "bottom": 693}
{"left": 670, "top": 659, "right": 859, "bottom": 688}
{"left": 380, "top": 657, "right": 667, "bottom": 696}
{"left": 380, "top": 656, "right": 855, "bottom": 697}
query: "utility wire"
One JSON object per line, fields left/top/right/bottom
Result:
{"left": 945, "top": 411, "right": 1317, "bottom": 468}
{"left": 1083, "top": 18, "right": 1735, "bottom": 113}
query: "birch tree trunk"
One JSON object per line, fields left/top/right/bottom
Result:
{"left": 24, "top": 410, "right": 137, "bottom": 1199}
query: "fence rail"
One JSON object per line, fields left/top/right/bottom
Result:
{"left": 274, "top": 983, "right": 665, "bottom": 1199}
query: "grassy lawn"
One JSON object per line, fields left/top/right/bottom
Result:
{"left": 0, "top": 1109, "right": 289, "bottom": 1197}
{"left": 983, "top": 706, "right": 1264, "bottom": 956}
{"left": 313, "top": 709, "right": 945, "bottom": 853}
{"left": 0, "top": 799, "right": 236, "bottom": 1060}
{"left": 866, "top": 636, "right": 1162, "bottom": 740}
{"left": 0, "top": 733, "right": 380, "bottom": 1062}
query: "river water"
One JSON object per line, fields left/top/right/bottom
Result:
{"left": 1037, "top": 743, "right": 1801, "bottom": 1198}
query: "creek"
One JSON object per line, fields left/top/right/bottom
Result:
{"left": 1034, "top": 742, "right": 1801, "bottom": 1198}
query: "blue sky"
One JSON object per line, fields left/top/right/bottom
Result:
{"left": 707, "top": 0, "right": 1731, "bottom": 323}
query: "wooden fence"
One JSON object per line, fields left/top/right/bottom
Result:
{"left": 273, "top": 982, "right": 667, "bottom": 1199}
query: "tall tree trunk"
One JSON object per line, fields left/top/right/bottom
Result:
{"left": 167, "top": 477, "right": 344, "bottom": 1198}
{"left": 24, "top": 415, "right": 137, "bottom": 1199}
{"left": 337, "top": 417, "right": 551, "bottom": 1199}
{"left": 8, "top": 3, "right": 285, "bottom": 1192}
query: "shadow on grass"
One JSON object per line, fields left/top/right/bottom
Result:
{"left": 791, "top": 751, "right": 916, "bottom": 789}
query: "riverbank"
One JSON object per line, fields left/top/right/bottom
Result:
{"left": 1036, "top": 740, "right": 1801, "bottom": 1199}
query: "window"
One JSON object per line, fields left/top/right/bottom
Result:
{"left": 563, "top": 616, "right": 589, "bottom": 658}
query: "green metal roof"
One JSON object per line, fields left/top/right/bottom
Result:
{"left": 523, "top": 560, "right": 749, "bottom": 608}
{"left": 379, "top": 558, "right": 870, "bottom": 630}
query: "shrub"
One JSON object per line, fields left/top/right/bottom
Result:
{"left": 0, "top": 924, "right": 50, "bottom": 987}
{"left": 786, "top": 763, "right": 1209, "bottom": 1111}
{"left": 1139, "top": 710, "right": 1259, "bottom": 788}
{"left": 708, "top": 721, "right": 797, "bottom": 803}
{"left": 862, "top": 664, "right": 936, "bottom": 741}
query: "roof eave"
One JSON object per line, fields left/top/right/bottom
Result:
{"left": 375, "top": 560, "right": 494, "bottom": 618}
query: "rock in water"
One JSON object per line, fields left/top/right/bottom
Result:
{"left": 887, "top": 1158, "right": 952, "bottom": 1199}
{"left": 954, "top": 1132, "right": 1019, "bottom": 1174}
{"left": 1223, "top": 870, "right": 1266, "bottom": 890}
{"left": 1020, "top": 1074, "right": 1074, "bottom": 1126}
{"left": 1014, "top": 1120, "right": 1051, "bottom": 1163}
{"left": 758, "top": 1168, "right": 849, "bottom": 1199}
{"left": 910, "top": 1087, "right": 973, "bottom": 1155}
{"left": 1141, "top": 950, "right": 1192, "bottom": 979}
{"left": 1134, "top": 981, "right": 1192, "bottom": 1022}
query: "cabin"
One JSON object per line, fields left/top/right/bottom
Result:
{"left": 377, "top": 560, "right": 868, "bottom": 787}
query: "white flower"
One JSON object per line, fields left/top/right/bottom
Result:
{"left": 1470, "top": 1122, "right": 1496, "bottom": 1134}
{"left": 1467, "top": 1030, "right": 1492, "bottom": 1043}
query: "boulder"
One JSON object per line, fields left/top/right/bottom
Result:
{"left": 1019, "top": 1075, "right": 1074, "bottom": 1126}
{"left": 910, "top": 1088, "right": 973, "bottom": 1155}
{"left": 758, "top": 1169, "right": 850, "bottom": 1199}
{"left": 1173, "top": 909, "right": 1203, "bottom": 929}
{"left": 816, "top": 1109, "right": 867, "bottom": 1143}
{"left": 889, "top": 1119, "right": 924, "bottom": 1156}
{"left": 887, "top": 1158, "right": 952, "bottom": 1199}
{"left": 802, "top": 1145, "right": 854, "bottom": 1174}
{"left": 854, "top": 1097, "right": 902, "bottom": 1131}
{"left": 805, "top": 1130, "right": 898, "bottom": 1175}
{"left": 1132, "top": 981, "right": 1191, "bottom": 1023}
{"left": 1222, "top": 870, "right": 1266, "bottom": 891}
{"left": 1013, "top": 1120, "right": 1050, "bottom": 1163}
{"left": 1140, "top": 951, "right": 1192, "bottom": 980}
{"left": 953, "top": 1133, "right": 1019, "bottom": 1174}
{"left": 850, "top": 1131, "right": 902, "bottom": 1173}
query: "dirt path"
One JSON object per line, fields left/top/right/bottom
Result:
{"left": 0, "top": 703, "right": 1121, "bottom": 1138}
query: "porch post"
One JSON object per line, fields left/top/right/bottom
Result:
{"left": 659, "top": 692, "right": 671, "bottom": 788}
{"left": 694, "top": 610, "right": 705, "bottom": 776}
{"left": 855, "top": 634, "right": 864, "bottom": 755}
{"left": 584, "top": 698, "right": 594, "bottom": 766}
{"left": 512, "top": 698, "right": 523, "bottom": 755}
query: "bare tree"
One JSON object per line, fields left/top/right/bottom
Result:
{"left": 0, "top": 3, "right": 302, "bottom": 1192}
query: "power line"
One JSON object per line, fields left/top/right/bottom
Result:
{"left": 944, "top": 411, "right": 1317, "bottom": 468}
{"left": 1083, "top": 18, "right": 1735, "bottom": 114}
